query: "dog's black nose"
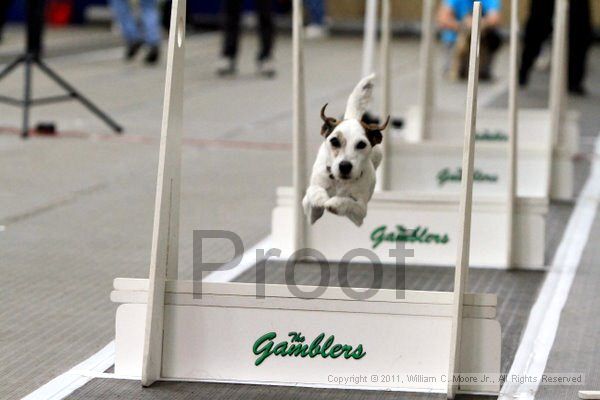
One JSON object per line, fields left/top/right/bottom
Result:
{"left": 339, "top": 161, "right": 353, "bottom": 175}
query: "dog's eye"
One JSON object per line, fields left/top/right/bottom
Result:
{"left": 330, "top": 138, "right": 341, "bottom": 148}
{"left": 356, "top": 141, "right": 367, "bottom": 150}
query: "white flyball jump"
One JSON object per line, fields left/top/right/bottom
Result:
{"left": 399, "top": 0, "right": 578, "bottom": 201}
{"left": 112, "top": 1, "right": 501, "bottom": 398}
{"left": 273, "top": 0, "right": 544, "bottom": 269}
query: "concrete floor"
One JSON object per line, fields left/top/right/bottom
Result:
{"left": 1, "top": 25, "right": 599, "bottom": 400}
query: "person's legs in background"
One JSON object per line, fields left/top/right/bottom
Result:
{"left": 217, "top": 0, "right": 243, "bottom": 76}
{"left": 139, "top": 0, "right": 161, "bottom": 65}
{"left": 479, "top": 28, "right": 502, "bottom": 81}
{"left": 217, "top": 0, "right": 275, "bottom": 78}
{"left": 568, "top": 0, "right": 592, "bottom": 95}
{"left": 0, "top": 0, "right": 14, "bottom": 43}
{"left": 161, "top": 0, "right": 172, "bottom": 31}
{"left": 256, "top": 0, "right": 275, "bottom": 77}
{"left": 519, "top": 0, "right": 554, "bottom": 86}
{"left": 110, "top": 0, "right": 144, "bottom": 60}
{"left": 304, "top": 0, "right": 327, "bottom": 39}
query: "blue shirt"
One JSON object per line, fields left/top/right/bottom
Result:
{"left": 441, "top": 0, "right": 502, "bottom": 44}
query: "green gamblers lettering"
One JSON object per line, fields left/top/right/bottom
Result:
{"left": 252, "top": 331, "right": 366, "bottom": 366}
{"left": 370, "top": 225, "right": 450, "bottom": 249}
{"left": 437, "top": 167, "right": 498, "bottom": 186}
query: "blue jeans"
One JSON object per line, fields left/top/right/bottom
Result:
{"left": 110, "top": 0, "right": 161, "bottom": 46}
{"left": 304, "top": 0, "right": 325, "bottom": 25}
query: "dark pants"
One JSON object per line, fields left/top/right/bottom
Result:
{"left": 0, "top": 0, "right": 14, "bottom": 40}
{"left": 222, "top": 0, "right": 274, "bottom": 61}
{"left": 480, "top": 28, "right": 502, "bottom": 75}
{"left": 568, "top": 0, "right": 592, "bottom": 89}
{"left": 520, "top": 0, "right": 592, "bottom": 89}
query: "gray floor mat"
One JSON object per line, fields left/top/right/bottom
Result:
{"left": 535, "top": 213, "right": 600, "bottom": 399}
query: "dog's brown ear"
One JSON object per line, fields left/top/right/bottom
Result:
{"left": 320, "top": 103, "right": 339, "bottom": 137}
{"left": 362, "top": 115, "right": 390, "bottom": 146}
{"left": 367, "top": 130, "right": 383, "bottom": 146}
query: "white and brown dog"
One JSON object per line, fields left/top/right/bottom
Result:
{"left": 302, "top": 74, "right": 389, "bottom": 227}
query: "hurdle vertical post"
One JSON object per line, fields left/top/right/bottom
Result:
{"left": 361, "top": 0, "right": 379, "bottom": 77}
{"left": 417, "top": 0, "right": 437, "bottom": 141}
{"left": 506, "top": 0, "right": 519, "bottom": 267}
{"left": 292, "top": 0, "right": 308, "bottom": 252}
{"left": 376, "top": 0, "right": 391, "bottom": 191}
{"left": 141, "top": 0, "right": 186, "bottom": 387}
{"left": 549, "top": 0, "right": 568, "bottom": 148}
{"left": 447, "top": 3, "right": 481, "bottom": 398}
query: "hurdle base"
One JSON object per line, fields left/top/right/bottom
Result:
{"left": 400, "top": 106, "right": 579, "bottom": 201}
{"left": 112, "top": 278, "right": 501, "bottom": 395}
{"left": 385, "top": 140, "right": 551, "bottom": 199}
{"left": 272, "top": 188, "right": 547, "bottom": 269}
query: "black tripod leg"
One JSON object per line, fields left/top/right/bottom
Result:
{"left": 21, "top": 58, "right": 32, "bottom": 138}
{"left": 0, "top": 56, "right": 25, "bottom": 82}
{"left": 35, "top": 59, "right": 123, "bottom": 134}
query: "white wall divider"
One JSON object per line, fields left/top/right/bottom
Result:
{"left": 141, "top": 0, "right": 186, "bottom": 387}
{"left": 506, "top": 0, "right": 519, "bottom": 267}
{"left": 376, "top": 0, "right": 391, "bottom": 191}
{"left": 361, "top": 0, "right": 379, "bottom": 77}
{"left": 292, "top": 0, "right": 307, "bottom": 252}
{"left": 447, "top": 4, "right": 481, "bottom": 398}
{"left": 417, "top": 0, "right": 437, "bottom": 141}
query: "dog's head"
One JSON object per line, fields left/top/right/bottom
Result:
{"left": 320, "top": 103, "right": 389, "bottom": 181}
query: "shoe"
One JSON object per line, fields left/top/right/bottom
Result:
{"left": 479, "top": 70, "right": 494, "bottom": 82}
{"left": 305, "top": 24, "right": 328, "bottom": 40}
{"left": 534, "top": 46, "right": 551, "bottom": 72}
{"left": 144, "top": 46, "right": 160, "bottom": 65}
{"left": 216, "top": 57, "right": 236, "bottom": 77}
{"left": 257, "top": 58, "right": 276, "bottom": 79}
{"left": 568, "top": 85, "right": 587, "bottom": 96}
{"left": 519, "top": 69, "right": 529, "bottom": 87}
{"left": 125, "top": 41, "right": 143, "bottom": 61}
{"left": 362, "top": 112, "right": 404, "bottom": 129}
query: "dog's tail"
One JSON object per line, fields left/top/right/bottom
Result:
{"left": 344, "top": 73, "right": 375, "bottom": 120}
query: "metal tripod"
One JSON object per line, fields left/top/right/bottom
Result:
{"left": 0, "top": 0, "right": 123, "bottom": 138}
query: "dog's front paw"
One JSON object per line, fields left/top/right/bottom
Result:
{"left": 303, "top": 193, "right": 326, "bottom": 224}
{"left": 324, "top": 197, "right": 348, "bottom": 216}
{"left": 312, "top": 191, "right": 329, "bottom": 208}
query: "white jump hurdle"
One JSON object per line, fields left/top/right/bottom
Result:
{"left": 112, "top": 1, "right": 501, "bottom": 398}
{"left": 394, "top": 0, "right": 579, "bottom": 201}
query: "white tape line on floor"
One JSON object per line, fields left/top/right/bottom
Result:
{"left": 21, "top": 342, "right": 115, "bottom": 400}
{"left": 499, "top": 135, "right": 600, "bottom": 400}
